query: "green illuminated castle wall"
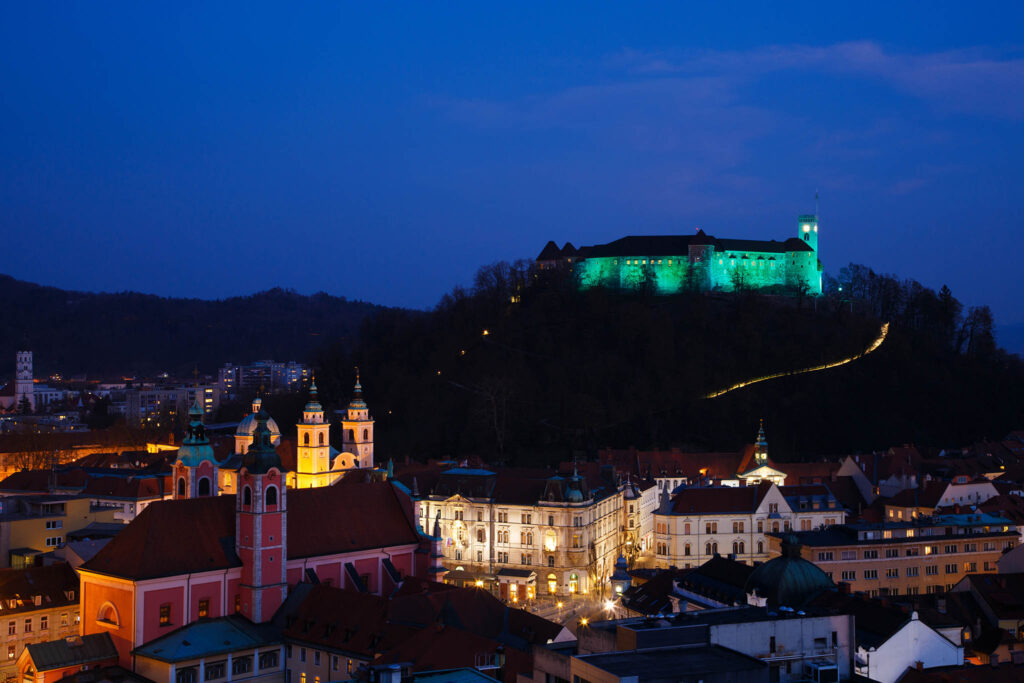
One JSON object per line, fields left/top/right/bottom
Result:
{"left": 556, "top": 214, "right": 822, "bottom": 296}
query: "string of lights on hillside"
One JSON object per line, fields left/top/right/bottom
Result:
{"left": 704, "top": 322, "right": 890, "bottom": 399}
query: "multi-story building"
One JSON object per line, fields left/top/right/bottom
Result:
{"left": 0, "top": 496, "right": 119, "bottom": 568}
{"left": 775, "top": 513, "right": 1017, "bottom": 597}
{"left": 417, "top": 466, "right": 626, "bottom": 599}
{"left": 0, "top": 563, "right": 80, "bottom": 682}
{"left": 653, "top": 483, "right": 845, "bottom": 569}
{"left": 124, "top": 385, "right": 218, "bottom": 426}
{"left": 217, "top": 361, "right": 310, "bottom": 399}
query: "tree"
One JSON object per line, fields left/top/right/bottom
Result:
{"left": 17, "top": 395, "right": 32, "bottom": 415}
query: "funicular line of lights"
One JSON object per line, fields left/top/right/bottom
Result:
{"left": 703, "top": 322, "right": 890, "bottom": 399}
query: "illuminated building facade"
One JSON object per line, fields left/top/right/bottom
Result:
{"left": 0, "top": 351, "right": 35, "bottom": 413}
{"left": 778, "top": 513, "right": 1017, "bottom": 597}
{"left": 417, "top": 467, "right": 629, "bottom": 599}
{"left": 538, "top": 214, "right": 822, "bottom": 295}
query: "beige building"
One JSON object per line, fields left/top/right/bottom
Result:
{"left": 0, "top": 563, "right": 80, "bottom": 682}
{"left": 653, "top": 483, "right": 845, "bottom": 569}
{"left": 775, "top": 512, "right": 1017, "bottom": 597}
{"left": 0, "top": 496, "right": 118, "bottom": 568}
{"left": 418, "top": 467, "right": 632, "bottom": 599}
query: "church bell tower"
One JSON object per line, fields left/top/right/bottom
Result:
{"left": 295, "top": 381, "right": 332, "bottom": 488}
{"left": 341, "top": 369, "right": 374, "bottom": 469}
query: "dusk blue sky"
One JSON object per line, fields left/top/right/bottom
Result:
{"left": 3, "top": 3, "right": 1023, "bottom": 344}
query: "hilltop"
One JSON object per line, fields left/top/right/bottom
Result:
{"left": 0, "top": 274, "right": 388, "bottom": 378}
{"left": 309, "top": 262, "right": 1024, "bottom": 463}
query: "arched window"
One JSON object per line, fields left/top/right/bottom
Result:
{"left": 772, "top": 522, "right": 780, "bottom": 533}
{"left": 705, "top": 542, "right": 712, "bottom": 556}
{"left": 303, "top": 433, "right": 310, "bottom": 446}
{"left": 177, "top": 477, "right": 185, "bottom": 497}
{"left": 346, "top": 429, "right": 354, "bottom": 441}
{"left": 243, "top": 486, "right": 252, "bottom": 507}
{"left": 477, "top": 529, "right": 485, "bottom": 543}
{"left": 732, "top": 541, "right": 739, "bottom": 555}
{"left": 362, "top": 429, "right": 369, "bottom": 440}
{"left": 758, "top": 541, "right": 764, "bottom": 554}
{"left": 738, "top": 541, "right": 745, "bottom": 555}
{"left": 266, "top": 486, "right": 278, "bottom": 507}
{"left": 684, "top": 543, "right": 691, "bottom": 556}
{"left": 198, "top": 478, "right": 211, "bottom": 497}
{"left": 97, "top": 602, "right": 119, "bottom": 626}
{"left": 318, "top": 433, "right": 324, "bottom": 446}
{"left": 712, "top": 542, "right": 718, "bottom": 555}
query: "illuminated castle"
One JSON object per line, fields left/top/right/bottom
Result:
{"left": 537, "top": 214, "right": 822, "bottom": 295}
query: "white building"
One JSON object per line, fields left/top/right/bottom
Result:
{"left": 417, "top": 466, "right": 629, "bottom": 599}
{"left": 653, "top": 482, "right": 845, "bottom": 569}
{"left": 0, "top": 351, "right": 35, "bottom": 413}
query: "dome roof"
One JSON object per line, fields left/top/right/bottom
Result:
{"left": 744, "top": 535, "right": 834, "bottom": 608}
{"left": 237, "top": 403, "right": 281, "bottom": 440}
{"left": 566, "top": 486, "right": 584, "bottom": 503}
{"left": 304, "top": 381, "right": 323, "bottom": 414}
{"left": 177, "top": 399, "right": 217, "bottom": 467}
{"left": 242, "top": 411, "right": 284, "bottom": 475}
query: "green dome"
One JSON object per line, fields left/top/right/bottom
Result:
{"left": 176, "top": 399, "right": 216, "bottom": 467}
{"left": 745, "top": 535, "right": 834, "bottom": 608}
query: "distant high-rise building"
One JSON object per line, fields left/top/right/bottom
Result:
{"left": 217, "top": 360, "right": 310, "bottom": 399}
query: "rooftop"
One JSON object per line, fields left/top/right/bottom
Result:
{"left": 132, "top": 616, "right": 278, "bottom": 663}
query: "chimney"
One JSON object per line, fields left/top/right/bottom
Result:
{"left": 915, "top": 661, "right": 923, "bottom": 671}
{"left": 991, "top": 653, "right": 1000, "bottom": 668}
{"left": 937, "top": 597, "right": 947, "bottom": 614}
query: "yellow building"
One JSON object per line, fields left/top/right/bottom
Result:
{"left": 0, "top": 563, "right": 80, "bottom": 682}
{"left": 772, "top": 512, "right": 1016, "bottom": 598}
{"left": 0, "top": 496, "right": 118, "bottom": 569}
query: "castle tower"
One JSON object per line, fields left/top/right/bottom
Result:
{"left": 294, "top": 381, "right": 332, "bottom": 488}
{"left": 754, "top": 418, "right": 768, "bottom": 467}
{"left": 14, "top": 351, "right": 34, "bottom": 412}
{"left": 236, "top": 412, "right": 288, "bottom": 623}
{"left": 341, "top": 369, "right": 374, "bottom": 469}
{"left": 798, "top": 214, "right": 818, "bottom": 252}
{"left": 173, "top": 400, "right": 219, "bottom": 499}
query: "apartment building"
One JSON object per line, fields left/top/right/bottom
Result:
{"left": 775, "top": 513, "right": 1017, "bottom": 597}
{"left": 0, "top": 563, "right": 80, "bottom": 682}
{"left": 653, "top": 483, "right": 845, "bottom": 569}
{"left": 0, "top": 496, "right": 118, "bottom": 568}
{"left": 417, "top": 467, "right": 628, "bottom": 599}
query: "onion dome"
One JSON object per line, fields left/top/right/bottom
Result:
{"left": 176, "top": 399, "right": 216, "bottom": 467}
{"left": 304, "top": 380, "right": 323, "bottom": 413}
{"left": 348, "top": 368, "right": 367, "bottom": 410}
{"left": 744, "top": 535, "right": 834, "bottom": 608}
{"left": 242, "top": 411, "right": 283, "bottom": 475}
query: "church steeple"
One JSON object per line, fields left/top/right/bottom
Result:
{"left": 295, "top": 378, "right": 334, "bottom": 488}
{"left": 236, "top": 412, "right": 287, "bottom": 623}
{"left": 754, "top": 418, "right": 768, "bottom": 466}
{"left": 173, "top": 399, "right": 218, "bottom": 499}
{"left": 341, "top": 367, "right": 374, "bottom": 469}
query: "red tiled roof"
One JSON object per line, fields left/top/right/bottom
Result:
{"left": 82, "top": 482, "right": 421, "bottom": 580}
{"left": 670, "top": 482, "right": 773, "bottom": 514}
{"left": 0, "top": 469, "right": 89, "bottom": 492}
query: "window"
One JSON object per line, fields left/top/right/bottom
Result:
{"left": 801, "top": 519, "right": 812, "bottom": 531}
{"left": 318, "top": 433, "right": 325, "bottom": 446}
{"left": 840, "top": 550, "right": 856, "bottom": 560}
{"left": 906, "top": 547, "right": 920, "bottom": 556}
{"left": 926, "top": 565, "right": 939, "bottom": 576}
{"left": 841, "top": 570, "right": 856, "bottom": 581}
{"left": 243, "top": 486, "right": 252, "bottom": 507}
{"left": 522, "top": 513, "right": 532, "bottom": 524}
{"left": 964, "top": 543, "right": 977, "bottom": 552}
{"left": 159, "top": 604, "right": 171, "bottom": 627}
{"left": 205, "top": 662, "right": 226, "bottom": 680}
{"left": 314, "top": 651, "right": 321, "bottom": 666}
{"left": 863, "top": 570, "right": 878, "bottom": 580}
{"left": 945, "top": 564, "right": 958, "bottom": 574}
{"left": 332, "top": 656, "right": 339, "bottom": 671}
{"left": 5, "top": 646, "right": 12, "bottom": 661}
{"left": 945, "top": 544, "right": 957, "bottom": 554}
{"left": 177, "top": 478, "right": 186, "bottom": 497}
{"left": 705, "top": 522, "right": 717, "bottom": 534}
{"left": 885, "top": 548, "right": 899, "bottom": 558}
{"left": 198, "top": 599, "right": 209, "bottom": 618}
{"left": 40, "top": 616, "right": 47, "bottom": 630}
{"left": 886, "top": 568, "right": 899, "bottom": 578}
{"left": 684, "top": 523, "right": 691, "bottom": 535}
{"left": 906, "top": 566, "right": 919, "bottom": 577}
{"left": 266, "top": 486, "right": 278, "bottom": 507}
{"left": 477, "top": 529, "right": 485, "bottom": 543}
{"left": 45, "top": 520, "right": 62, "bottom": 530}
{"left": 177, "top": 668, "right": 197, "bottom": 683}
{"left": 863, "top": 550, "right": 879, "bottom": 559}
{"left": 965, "top": 562, "right": 977, "bottom": 572}
{"left": 60, "top": 613, "right": 68, "bottom": 627}
{"left": 300, "top": 648, "right": 307, "bottom": 663}
{"left": 232, "top": 656, "right": 253, "bottom": 676}
{"left": 732, "top": 521, "right": 743, "bottom": 533}
{"left": 684, "top": 543, "right": 691, "bottom": 556}
{"left": 478, "top": 511, "right": 484, "bottom": 522}
{"left": 757, "top": 541, "right": 764, "bottom": 554}
{"left": 23, "top": 618, "right": 32, "bottom": 633}
{"left": 548, "top": 556, "right": 554, "bottom": 567}
{"left": 548, "top": 515, "right": 554, "bottom": 526}
{"left": 817, "top": 552, "right": 834, "bottom": 562}
{"left": 303, "top": 433, "right": 310, "bottom": 446}
{"left": 7, "top": 622, "right": 13, "bottom": 636}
